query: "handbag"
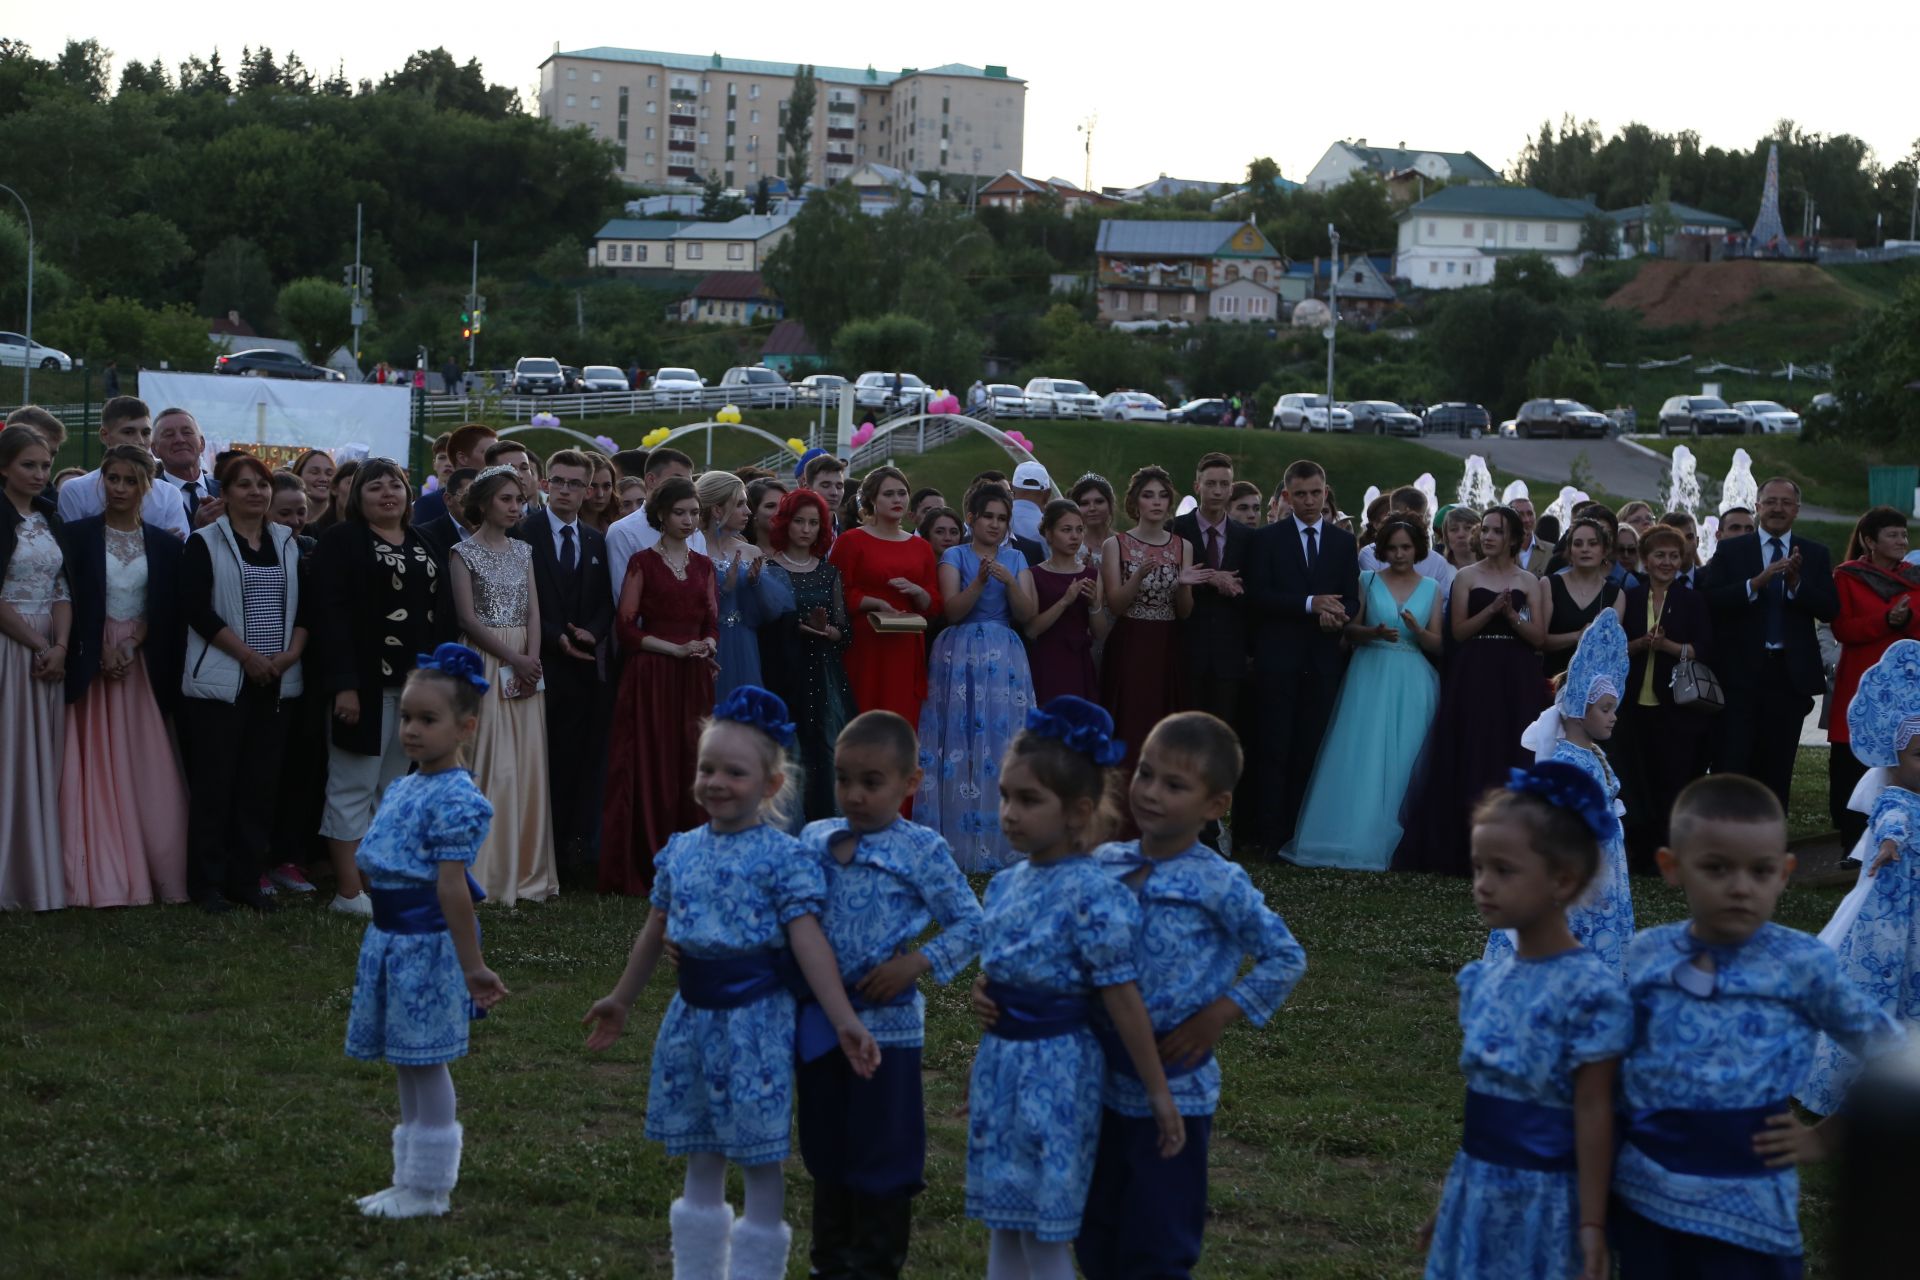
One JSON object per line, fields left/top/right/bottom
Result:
{"left": 1670, "top": 655, "right": 1725, "bottom": 713}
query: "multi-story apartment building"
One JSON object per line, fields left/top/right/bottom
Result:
{"left": 538, "top": 47, "right": 1025, "bottom": 190}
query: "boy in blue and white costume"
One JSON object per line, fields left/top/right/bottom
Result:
{"left": 1613, "top": 772, "right": 1903, "bottom": 1277}
{"left": 797, "top": 710, "right": 984, "bottom": 1279}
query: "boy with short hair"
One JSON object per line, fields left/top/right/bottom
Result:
{"left": 1612, "top": 773, "right": 1901, "bottom": 1275}
{"left": 803, "top": 454, "right": 848, "bottom": 519}
{"left": 797, "top": 710, "right": 984, "bottom": 1279}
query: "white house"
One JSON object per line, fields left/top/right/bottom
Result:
{"left": 591, "top": 213, "right": 795, "bottom": 272}
{"left": 1394, "top": 186, "right": 1599, "bottom": 289}
{"left": 1304, "top": 140, "right": 1499, "bottom": 192}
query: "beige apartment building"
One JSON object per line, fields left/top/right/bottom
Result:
{"left": 538, "top": 47, "right": 1025, "bottom": 190}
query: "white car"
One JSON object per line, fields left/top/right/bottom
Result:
{"left": 1023, "top": 377, "right": 1101, "bottom": 419}
{"left": 796, "top": 374, "right": 848, "bottom": 404}
{"left": 979, "top": 383, "right": 1029, "bottom": 418}
{"left": 0, "top": 331, "right": 73, "bottom": 371}
{"left": 853, "top": 371, "right": 932, "bottom": 411}
{"left": 1731, "top": 400, "right": 1803, "bottom": 434}
{"left": 1099, "top": 391, "right": 1168, "bottom": 422}
{"left": 1270, "top": 393, "right": 1354, "bottom": 432}
{"left": 580, "top": 364, "right": 630, "bottom": 392}
{"left": 718, "top": 365, "right": 794, "bottom": 409}
{"left": 649, "top": 366, "right": 706, "bottom": 407}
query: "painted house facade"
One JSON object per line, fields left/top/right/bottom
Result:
{"left": 591, "top": 213, "right": 794, "bottom": 272}
{"left": 1095, "top": 220, "right": 1283, "bottom": 324}
{"left": 1394, "top": 186, "right": 1598, "bottom": 288}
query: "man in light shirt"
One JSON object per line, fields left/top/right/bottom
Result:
{"left": 55, "top": 396, "right": 191, "bottom": 538}
{"left": 151, "top": 407, "right": 222, "bottom": 528}
{"left": 606, "top": 447, "right": 706, "bottom": 602}
{"left": 1357, "top": 485, "right": 1455, "bottom": 594}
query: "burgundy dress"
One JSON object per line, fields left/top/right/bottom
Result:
{"left": 1028, "top": 563, "right": 1099, "bottom": 704}
{"left": 599, "top": 548, "right": 717, "bottom": 896}
{"left": 1099, "top": 531, "right": 1187, "bottom": 773}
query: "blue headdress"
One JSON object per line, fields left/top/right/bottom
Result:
{"left": 794, "top": 446, "right": 828, "bottom": 481}
{"left": 1559, "top": 609, "right": 1629, "bottom": 716}
{"left": 713, "top": 684, "right": 798, "bottom": 748}
{"left": 1847, "top": 638, "right": 1920, "bottom": 768}
{"left": 1505, "top": 760, "right": 1615, "bottom": 842}
{"left": 1024, "top": 696, "right": 1127, "bottom": 768}
{"left": 414, "top": 642, "right": 490, "bottom": 693}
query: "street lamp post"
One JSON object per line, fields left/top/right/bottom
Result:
{"left": 1, "top": 184, "right": 34, "bottom": 405}
{"left": 1325, "top": 223, "right": 1339, "bottom": 421}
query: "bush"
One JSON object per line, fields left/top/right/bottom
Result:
{"left": 38, "top": 295, "right": 215, "bottom": 371}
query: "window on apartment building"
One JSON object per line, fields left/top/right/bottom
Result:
{"left": 1462, "top": 222, "right": 1474, "bottom": 238}
{"left": 565, "top": 94, "right": 576, "bottom": 107}
{"left": 1426, "top": 221, "right": 1436, "bottom": 236}
{"left": 942, "top": 96, "right": 949, "bottom": 113}
{"left": 1143, "top": 292, "right": 1157, "bottom": 312}
{"left": 621, "top": 244, "right": 633, "bottom": 261}
{"left": 1447, "top": 262, "right": 1456, "bottom": 274}
{"left": 777, "top": 157, "right": 786, "bottom": 177}
{"left": 590, "top": 96, "right": 600, "bottom": 109}
{"left": 748, "top": 160, "right": 758, "bottom": 173}
{"left": 618, "top": 87, "right": 628, "bottom": 112}
{"left": 750, "top": 83, "right": 760, "bottom": 98}
{"left": 1545, "top": 224, "right": 1560, "bottom": 243}
{"left": 687, "top": 243, "right": 703, "bottom": 260}
{"left": 592, "top": 71, "right": 602, "bottom": 83}
{"left": 702, "top": 79, "right": 711, "bottom": 92}
{"left": 1515, "top": 224, "right": 1528, "bottom": 242}
{"left": 728, "top": 244, "right": 744, "bottom": 261}
{"left": 746, "top": 135, "right": 757, "bottom": 151}
{"left": 648, "top": 74, "right": 657, "bottom": 88}
{"left": 567, "top": 69, "right": 577, "bottom": 81}
{"left": 1429, "top": 262, "right": 1438, "bottom": 275}
{"left": 750, "top": 109, "right": 760, "bottom": 124}
{"left": 645, "top": 126, "right": 655, "bottom": 140}
{"left": 588, "top": 122, "right": 599, "bottom": 136}
{"left": 727, "top": 82, "right": 735, "bottom": 94}
{"left": 699, "top": 132, "right": 709, "bottom": 144}
{"left": 1464, "top": 263, "right": 1474, "bottom": 276}
{"left": 1218, "top": 296, "right": 1237, "bottom": 315}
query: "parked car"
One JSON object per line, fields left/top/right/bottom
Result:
{"left": 1730, "top": 400, "right": 1803, "bottom": 434}
{"left": 1514, "top": 398, "right": 1611, "bottom": 439}
{"left": 1022, "top": 377, "right": 1102, "bottom": 419}
{"left": 852, "top": 371, "right": 932, "bottom": 412}
{"left": 1270, "top": 393, "right": 1354, "bottom": 432}
{"left": 795, "top": 373, "right": 848, "bottom": 404}
{"left": 718, "top": 365, "right": 794, "bottom": 409}
{"left": 648, "top": 366, "right": 707, "bottom": 407}
{"left": 1499, "top": 418, "right": 1520, "bottom": 439}
{"left": 1347, "top": 400, "right": 1422, "bottom": 436}
{"left": 1658, "top": 394, "right": 1745, "bottom": 436}
{"left": 1169, "top": 398, "right": 1233, "bottom": 426}
{"left": 214, "top": 348, "right": 331, "bottom": 380}
{"left": 0, "top": 331, "right": 73, "bottom": 372}
{"left": 981, "top": 383, "right": 1030, "bottom": 418}
{"left": 1098, "top": 391, "right": 1169, "bottom": 423}
{"left": 579, "top": 364, "right": 630, "bottom": 392}
{"left": 1422, "top": 402, "right": 1492, "bottom": 437}
{"left": 509, "top": 356, "right": 568, "bottom": 396}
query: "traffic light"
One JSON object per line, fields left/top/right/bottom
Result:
{"left": 461, "top": 309, "right": 472, "bottom": 340}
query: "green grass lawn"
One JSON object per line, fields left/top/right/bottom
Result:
{"left": 1636, "top": 435, "right": 1879, "bottom": 517}
{"left": 0, "top": 752, "right": 1847, "bottom": 1279}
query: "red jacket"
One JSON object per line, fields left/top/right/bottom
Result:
{"left": 1829, "top": 559, "right": 1920, "bottom": 743}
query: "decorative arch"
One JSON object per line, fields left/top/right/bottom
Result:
{"left": 855, "top": 412, "right": 1050, "bottom": 490}
{"left": 495, "top": 422, "right": 621, "bottom": 452}
{"left": 651, "top": 420, "right": 809, "bottom": 469}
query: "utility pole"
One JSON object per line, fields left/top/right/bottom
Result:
{"left": 350, "top": 203, "right": 365, "bottom": 372}
{"left": 1910, "top": 168, "right": 1917, "bottom": 241}
{"left": 1, "top": 184, "right": 34, "bottom": 405}
{"left": 468, "top": 240, "right": 479, "bottom": 369}
{"left": 1077, "top": 114, "right": 1097, "bottom": 193}
{"left": 1325, "top": 223, "right": 1340, "bottom": 421}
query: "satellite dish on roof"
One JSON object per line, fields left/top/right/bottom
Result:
{"left": 1292, "top": 299, "right": 1330, "bottom": 329}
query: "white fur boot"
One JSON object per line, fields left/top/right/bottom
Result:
{"left": 366, "top": 1123, "right": 461, "bottom": 1219}
{"left": 670, "top": 1198, "right": 736, "bottom": 1280}
{"left": 727, "top": 1217, "right": 793, "bottom": 1280}
{"left": 356, "top": 1125, "right": 408, "bottom": 1212}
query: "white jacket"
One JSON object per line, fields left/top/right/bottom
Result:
{"left": 181, "top": 518, "right": 303, "bottom": 702}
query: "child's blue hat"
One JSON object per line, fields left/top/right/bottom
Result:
{"left": 1024, "top": 696, "right": 1126, "bottom": 768}
{"left": 713, "top": 684, "right": 797, "bottom": 748}
{"left": 1505, "top": 760, "right": 1614, "bottom": 842}
{"left": 1559, "top": 610, "right": 1629, "bottom": 717}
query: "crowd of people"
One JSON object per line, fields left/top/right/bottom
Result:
{"left": 4, "top": 393, "right": 1920, "bottom": 1279}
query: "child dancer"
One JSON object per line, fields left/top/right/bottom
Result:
{"left": 1612, "top": 773, "right": 1902, "bottom": 1274}
{"left": 582, "top": 685, "right": 881, "bottom": 1280}
{"left": 1422, "top": 761, "right": 1629, "bottom": 1280}
{"left": 1801, "top": 638, "right": 1920, "bottom": 1114}
{"left": 797, "top": 710, "right": 984, "bottom": 1278}
{"left": 345, "top": 643, "right": 508, "bottom": 1219}
{"left": 1078, "top": 711, "right": 1307, "bottom": 1280}
{"left": 1490, "top": 611, "right": 1634, "bottom": 973}
{"left": 967, "top": 696, "right": 1181, "bottom": 1280}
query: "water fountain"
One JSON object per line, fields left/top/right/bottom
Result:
{"left": 1500, "top": 479, "right": 1530, "bottom": 508}
{"left": 1544, "top": 485, "right": 1587, "bottom": 529}
{"left": 1665, "top": 445, "right": 1702, "bottom": 521}
{"left": 1414, "top": 473, "right": 1438, "bottom": 519}
{"left": 1457, "top": 455, "right": 1496, "bottom": 513}
{"left": 1700, "top": 515, "right": 1720, "bottom": 563}
{"left": 1721, "top": 448, "right": 1758, "bottom": 515}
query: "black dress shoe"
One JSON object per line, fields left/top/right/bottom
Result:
{"left": 231, "top": 887, "right": 279, "bottom": 913}
{"left": 198, "top": 892, "right": 236, "bottom": 915}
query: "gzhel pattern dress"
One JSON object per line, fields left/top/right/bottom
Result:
{"left": 1423, "top": 948, "right": 1631, "bottom": 1280}
{"left": 0, "top": 512, "right": 67, "bottom": 912}
{"left": 917, "top": 543, "right": 1036, "bottom": 872}
{"left": 344, "top": 769, "right": 494, "bottom": 1065}
{"left": 644, "top": 823, "right": 826, "bottom": 1164}
{"left": 454, "top": 538, "right": 557, "bottom": 907}
{"left": 966, "top": 856, "right": 1141, "bottom": 1242}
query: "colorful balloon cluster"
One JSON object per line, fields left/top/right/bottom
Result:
{"left": 1003, "top": 429, "right": 1035, "bottom": 453}
{"left": 531, "top": 412, "right": 561, "bottom": 429}
{"left": 642, "top": 426, "right": 673, "bottom": 448}
{"left": 716, "top": 404, "right": 743, "bottom": 424}
{"left": 593, "top": 434, "right": 619, "bottom": 453}
{"left": 785, "top": 437, "right": 808, "bottom": 454}
{"left": 928, "top": 392, "right": 961, "bottom": 415}
{"left": 850, "top": 422, "right": 876, "bottom": 448}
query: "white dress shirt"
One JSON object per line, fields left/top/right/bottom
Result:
{"left": 546, "top": 508, "right": 582, "bottom": 565}
{"left": 1010, "top": 496, "right": 1046, "bottom": 545}
{"left": 1746, "top": 528, "right": 1798, "bottom": 649}
{"left": 607, "top": 508, "right": 707, "bottom": 602}
{"left": 57, "top": 466, "right": 190, "bottom": 537}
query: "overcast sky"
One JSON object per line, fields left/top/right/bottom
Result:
{"left": 17, "top": 4, "right": 1917, "bottom": 190}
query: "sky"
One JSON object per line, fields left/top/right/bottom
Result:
{"left": 16, "top": 4, "right": 1918, "bottom": 191}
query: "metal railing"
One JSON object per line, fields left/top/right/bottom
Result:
{"left": 417, "top": 385, "right": 834, "bottom": 423}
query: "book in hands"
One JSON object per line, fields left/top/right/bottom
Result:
{"left": 868, "top": 611, "right": 928, "bottom": 634}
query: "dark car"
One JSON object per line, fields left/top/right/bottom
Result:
{"left": 1422, "top": 402, "right": 1491, "bottom": 437}
{"left": 1169, "top": 398, "right": 1232, "bottom": 425}
{"left": 214, "top": 348, "right": 330, "bottom": 380}
{"left": 1348, "top": 400, "right": 1423, "bottom": 436}
{"left": 512, "top": 357, "right": 567, "bottom": 395}
{"left": 1658, "top": 394, "right": 1745, "bottom": 436}
{"left": 1514, "top": 398, "right": 1611, "bottom": 439}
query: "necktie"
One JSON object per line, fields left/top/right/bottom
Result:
{"left": 560, "top": 524, "right": 577, "bottom": 576}
{"left": 182, "top": 481, "right": 200, "bottom": 520}
{"left": 1764, "top": 537, "right": 1785, "bottom": 647}
{"left": 1205, "top": 526, "right": 1221, "bottom": 571}
{"left": 1304, "top": 524, "right": 1318, "bottom": 574}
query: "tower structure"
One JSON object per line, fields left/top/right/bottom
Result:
{"left": 1751, "top": 142, "right": 1786, "bottom": 250}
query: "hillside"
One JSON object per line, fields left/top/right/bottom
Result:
{"left": 1601, "top": 260, "right": 1870, "bottom": 360}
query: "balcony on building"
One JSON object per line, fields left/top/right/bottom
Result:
{"left": 827, "top": 100, "right": 856, "bottom": 116}
{"left": 828, "top": 126, "right": 854, "bottom": 141}
{"left": 669, "top": 139, "right": 695, "bottom": 153}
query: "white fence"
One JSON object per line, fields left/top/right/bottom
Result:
{"left": 419, "top": 385, "right": 852, "bottom": 423}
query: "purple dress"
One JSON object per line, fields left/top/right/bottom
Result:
{"left": 1028, "top": 564, "right": 1099, "bottom": 704}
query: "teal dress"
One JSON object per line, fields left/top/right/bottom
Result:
{"left": 1284, "top": 572, "right": 1440, "bottom": 870}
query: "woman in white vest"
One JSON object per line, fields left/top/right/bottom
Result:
{"left": 178, "top": 453, "right": 308, "bottom": 914}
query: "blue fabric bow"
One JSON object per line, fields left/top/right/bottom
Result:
{"left": 1025, "top": 696, "right": 1126, "bottom": 768}
{"left": 414, "top": 642, "right": 491, "bottom": 693}
{"left": 1504, "top": 761, "right": 1613, "bottom": 842}
{"left": 713, "top": 684, "right": 798, "bottom": 747}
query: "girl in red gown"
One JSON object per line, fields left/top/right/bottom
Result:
{"left": 827, "top": 465, "right": 942, "bottom": 723}
{"left": 599, "top": 478, "right": 718, "bottom": 895}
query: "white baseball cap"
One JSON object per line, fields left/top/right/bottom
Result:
{"left": 1012, "top": 460, "right": 1052, "bottom": 491}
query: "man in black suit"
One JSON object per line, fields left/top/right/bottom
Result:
{"left": 1240, "top": 459, "right": 1359, "bottom": 854}
{"left": 511, "top": 448, "right": 614, "bottom": 872}
{"left": 1703, "top": 477, "right": 1838, "bottom": 812}
{"left": 1173, "top": 451, "right": 1250, "bottom": 724}
{"left": 415, "top": 469, "right": 478, "bottom": 565}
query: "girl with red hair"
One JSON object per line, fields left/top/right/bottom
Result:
{"left": 763, "top": 488, "right": 855, "bottom": 822}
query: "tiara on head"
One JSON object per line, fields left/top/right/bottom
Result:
{"left": 1024, "top": 696, "right": 1126, "bottom": 768}
{"left": 712, "top": 685, "right": 797, "bottom": 748}
{"left": 473, "top": 464, "right": 521, "bottom": 486}
{"left": 414, "top": 642, "right": 490, "bottom": 693}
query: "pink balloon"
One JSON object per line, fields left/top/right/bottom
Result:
{"left": 851, "top": 424, "right": 875, "bottom": 447}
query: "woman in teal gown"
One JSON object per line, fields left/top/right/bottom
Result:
{"left": 1284, "top": 519, "right": 1444, "bottom": 870}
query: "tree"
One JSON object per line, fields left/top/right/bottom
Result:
{"left": 276, "top": 276, "right": 353, "bottom": 364}
{"left": 1578, "top": 212, "right": 1620, "bottom": 259}
{"left": 198, "top": 235, "right": 277, "bottom": 326}
{"left": 37, "top": 295, "right": 214, "bottom": 369}
{"left": 1828, "top": 277, "right": 1920, "bottom": 446}
{"left": 762, "top": 184, "right": 880, "bottom": 344}
{"left": 55, "top": 38, "right": 111, "bottom": 103}
{"left": 116, "top": 59, "right": 170, "bottom": 97}
{"left": 699, "top": 172, "right": 747, "bottom": 221}
{"left": 781, "top": 64, "right": 816, "bottom": 192}
{"left": 238, "top": 46, "right": 281, "bottom": 93}
{"left": 1244, "top": 156, "right": 1286, "bottom": 224}
{"left": 752, "top": 176, "right": 772, "bottom": 216}
{"left": 380, "top": 48, "right": 518, "bottom": 118}
{"left": 834, "top": 313, "right": 934, "bottom": 374}
{"left": 1526, "top": 335, "right": 1604, "bottom": 405}
{"left": 1646, "top": 173, "right": 1680, "bottom": 254}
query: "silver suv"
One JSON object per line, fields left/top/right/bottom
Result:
{"left": 718, "top": 366, "right": 793, "bottom": 409}
{"left": 1022, "top": 377, "right": 1101, "bottom": 419}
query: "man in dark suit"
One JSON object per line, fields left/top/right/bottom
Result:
{"left": 511, "top": 448, "right": 614, "bottom": 873}
{"left": 412, "top": 423, "right": 496, "bottom": 525}
{"left": 415, "top": 469, "right": 478, "bottom": 565}
{"left": 1703, "top": 477, "right": 1838, "bottom": 813}
{"left": 1173, "top": 451, "right": 1250, "bottom": 724}
{"left": 1239, "top": 459, "right": 1359, "bottom": 854}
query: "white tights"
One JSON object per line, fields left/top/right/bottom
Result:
{"left": 395, "top": 1064, "right": 456, "bottom": 1128}
{"left": 986, "top": 1229, "right": 1074, "bottom": 1280}
{"left": 682, "top": 1152, "right": 785, "bottom": 1228}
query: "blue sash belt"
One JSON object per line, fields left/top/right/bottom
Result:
{"left": 1093, "top": 1020, "right": 1215, "bottom": 1081}
{"left": 983, "top": 982, "right": 1091, "bottom": 1042}
{"left": 367, "top": 873, "right": 488, "bottom": 1018}
{"left": 1462, "top": 1090, "right": 1577, "bottom": 1172}
{"left": 796, "top": 979, "right": 917, "bottom": 1064}
{"left": 677, "top": 949, "right": 803, "bottom": 1011}
{"left": 1622, "top": 1103, "right": 1785, "bottom": 1178}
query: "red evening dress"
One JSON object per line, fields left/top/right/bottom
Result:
{"left": 599, "top": 547, "right": 718, "bottom": 896}
{"left": 827, "top": 527, "right": 942, "bottom": 722}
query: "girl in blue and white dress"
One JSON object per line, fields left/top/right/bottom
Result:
{"left": 918, "top": 482, "right": 1037, "bottom": 872}
{"left": 1424, "top": 760, "right": 1632, "bottom": 1280}
{"left": 583, "top": 685, "right": 880, "bottom": 1280}
{"left": 345, "top": 644, "right": 508, "bottom": 1221}
{"left": 1801, "top": 638, "right": 1920, "bottom": 1115}
{"left": 1487, "top": 610, "right": 1635, "bottom": 974}
{"left": 967, "top": 696, "right": 1180, "bottom": 1280}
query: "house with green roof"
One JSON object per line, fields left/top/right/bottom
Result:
{"left": 1394, "top": 186, "right": 1601, "bottom": 288}
{"left": 1608, "top": 201, "right": 1746, "bottom": 260}
{"left": 1304, "top": 140, "right": 1500, "bottom": 193}
{"left": 1094, "top": 220, "right": 1285, "bottom": 325}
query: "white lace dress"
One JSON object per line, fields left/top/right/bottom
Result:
{"left": 2, "top": 512, "right": 69, "bottom": 910}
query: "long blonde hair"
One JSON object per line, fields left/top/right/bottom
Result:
{"left": 695, "top": 470, "right": 746, "bottom": 537}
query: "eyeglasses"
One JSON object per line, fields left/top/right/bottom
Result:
{"left": 547, "top": 477, "right": 588, "bottom": 491}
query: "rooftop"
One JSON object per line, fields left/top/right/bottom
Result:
{"left": 1607, "top": 201, "right": 1745, "bottom": 230}
{"left": 1402, "top": 185, "right": 1601, "bottom": 221}
{"left": 761, "top": 319, "right": 819, "bottom": 357}
{"left": 593, "top": 214, "right": 792, "bottom": 242}
{"left": 691, "top": 272, "right": 776, "bottom": 301}
{"left": 1340, "top": 143, "right": 1500, "bottom": 182}
{"left": 546, "top": 47, "right": 1023, "bottom": 87}
{"left": 594, "top": 218, "right": 695, "bottom": 239}
{"left": 1096, "top": 220, "right": 1278, "bottom": 258}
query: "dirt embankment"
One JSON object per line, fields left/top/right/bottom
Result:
{"left": 1603, "top": 260, "right": 1846, "bottom": 329}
